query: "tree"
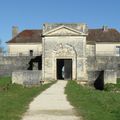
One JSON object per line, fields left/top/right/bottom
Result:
{"left": 0, "top": 40, "right": 5, "bottom": 56}
{"left": 0, "top": 40, "right": 2, "bottom": 52}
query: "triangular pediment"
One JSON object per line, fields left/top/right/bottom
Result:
{"left": 43, "top": 25, "right": 86, "bottom": 36}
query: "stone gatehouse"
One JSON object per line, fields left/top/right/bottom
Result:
{"left": 6, "top": 23, "right": 120, "bottom": 85}
{"left": 42, "top": 24, "right": 88, "bottom": 81}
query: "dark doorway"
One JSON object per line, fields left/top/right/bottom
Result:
{"left": 94, "top": 71, "right": 104, "bottom": 90}
{"left": 57, "top": 59, "right": 72, "bottom": 80}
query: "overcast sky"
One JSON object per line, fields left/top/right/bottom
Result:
{"left": 0, "top": 0, "right": 120, "bottom": 48}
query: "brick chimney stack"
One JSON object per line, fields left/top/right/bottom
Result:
{"left": 102, "top": 25, "right": 108, "bottom": 32}
{"left": 12, "top": 26, "right": 19, "bottom": 38}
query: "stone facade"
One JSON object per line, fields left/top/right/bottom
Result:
{"left": 42, "top": 24, "right": 88, "bottom": 82}
{"left": 5, "top": 23, "right": 120, "bottom": 85}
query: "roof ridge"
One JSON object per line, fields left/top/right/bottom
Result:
{"left": 22, "top": 29, "right": 42, "bottom": 31}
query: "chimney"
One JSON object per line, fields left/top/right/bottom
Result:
{"left": 102, "top": 25, "right": 108, "bottom": 32}
{"left": 12, "top": 26, "right": 19, "bottom": 38}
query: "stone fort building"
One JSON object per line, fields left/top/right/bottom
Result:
{"left": 5, "top": 23, "right": 120, "bottom": 86}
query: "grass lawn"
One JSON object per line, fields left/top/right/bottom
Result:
{"left": 0, "top": 76, "right": 55, "bottom": 120}
{"left": 117, "top": 78, "right": 120, "bottom": 84}
{"left": 65, "top": 81, "right": 120, "bottom": 120}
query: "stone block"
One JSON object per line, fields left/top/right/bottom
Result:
{"left": 104, "top": 70, "right": 117, "bottom": 84}
{"left": 12, "top": 70, "right": 42, "bottom": 85}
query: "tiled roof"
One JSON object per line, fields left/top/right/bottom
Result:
{"left": 7, "top": 28, "right": 120, "bottom": 43}
{"left": 7, "top": 30, "right": 42, "bottom": 43}
{"left": 87, "top": 28, "right": 120, "bottom": 43}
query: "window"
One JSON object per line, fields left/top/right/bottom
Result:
{"left": 19, "top": 52, "right": 23, "bottom": 56}
{"left": 29, "top": 50, "right": 33, "bottom": 56}
{"left": 116, "top": 46, "right": 120, "bottom": 56}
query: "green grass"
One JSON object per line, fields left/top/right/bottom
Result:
{"left": 65, "top": 81, "right": 120, "bottom": 120}
{"left": 0, "top": 76, "right": 55, "bottom": 120}
{"left": 104, "top": 83, "right": 120, "bottom": 92}
{"left": 117, "top": 78, "right": 120, "bottom": 84}
{"left": 0, "top": 76, "right": 11, "bottom": 85}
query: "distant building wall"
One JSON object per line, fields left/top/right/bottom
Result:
{"left": 96, "top": 43, "right": 120, "bottom": 56}
{"left": 8, "top": 43, "right": 42, "bottom": 56}
{"left": 86, "top": 44, "right": 95, "bottom": 56}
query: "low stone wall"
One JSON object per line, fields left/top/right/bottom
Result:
{"left": 104, "top": 70, "right": 117, "bottom": 84}
{"left": 87, "top": 56, "right": 119, "bottom": 71}
{"left": 0, "top": 56, "right": 37, "bottom": 76}
{"left": 0, "top": 56, "right": 31, "bottom": 76}
{"left": 87, "top": 70, "right": 117, "bottom": 84}
{"left": 87, "top": 56, "right": 119, "bottom": 84}
{"left": 12, "top": 70, "right": 42, "bottom": 85}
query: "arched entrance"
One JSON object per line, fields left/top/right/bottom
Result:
{"left": 53, "top": 43, "right": 77, "bottom": 80}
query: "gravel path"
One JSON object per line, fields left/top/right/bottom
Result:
{"left": 22, "top": 81, "right": 81, "bottom": 120}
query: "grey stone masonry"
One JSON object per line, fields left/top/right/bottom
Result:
{"left": 0, "top": 56, "right": 36, "bottom": 76}
{"left": 87, "top": 56, "right": 119, "bottom": 83}
{"left": 12, "top": 70, "right": 42, "bottom": 86}
{"left": 104, "top": 70, "right": 117, "bottom": 84}
{"left": 43, "top": 23, "right": 88, "bottom": 34}
{"left": 42, "top": 23, "right": 88, "bottom": 82}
